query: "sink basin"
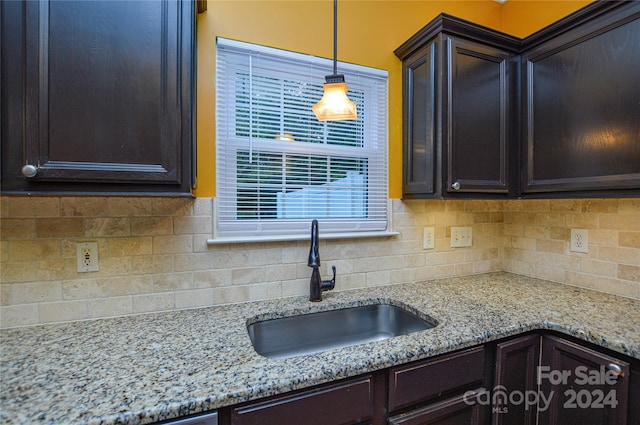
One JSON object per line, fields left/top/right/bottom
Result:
{"left": 247, "top": 304, "right": 436, "bottom": 359}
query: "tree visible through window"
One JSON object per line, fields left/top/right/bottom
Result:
{"left": 216, "top": 38, "right": 388, "bottom": 239}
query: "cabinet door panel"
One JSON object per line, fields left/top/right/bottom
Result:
{"left": 493, "top": 334, "right": 540, "bottom": 425}
{"left": 539, "top": 335, "right": 629, "bottom": 425}
{"left": 402, "top": 41, "right": 438, "bottom": 197}
{"left": 24, "top": 0, "right": 181, "bottom": 184}
{"left": 522, "top": 7, "right": 640, "bottom": 193}
{"left": 629, "top": 367, "right": 640, "bottom": 425}
{"left": 446, "top": 38, "right": 511, "bottom": 194}
{"left": 1, "top": 0, "right": 194, "bottom": 194}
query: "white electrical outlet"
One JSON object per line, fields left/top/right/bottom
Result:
{"left": 77, "top": 242, "right": 99, "bottom": 272}
{"left": 570, "top": 229, "right": 588, "bottom": 253}
{"left": 423, "top": 227, "right": 435, "bottom": 250}
{"left": 451, "top": 227, "right": 473, "bottom": 248}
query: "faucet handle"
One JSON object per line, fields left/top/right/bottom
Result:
{"left": 322, "top": 266, "right": 336, "bottom": 291}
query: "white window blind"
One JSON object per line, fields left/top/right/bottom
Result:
{"left": 215, "top": 38, "right": 388, "bottom": 240}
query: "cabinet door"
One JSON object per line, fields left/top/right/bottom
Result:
{"left": 388, "top": 390, "right": 486, "bottom": 425}
{"left": 402, "top": 40, "right": 439, "bottom": 197}
{"left": 493, "top": 334, "right": 540, "bottom": 425}
{"left": 0, "top": 0, "right": 195, "bottom": 194}
{"left": 521, "top": 3, "right": 640, "bottom": 194}
{"left": 629, "top": 366, "right": 640, "bottom": 425}
{"left": 445, "top": 37, "right": 512, "bottom": 195}
{"left": 539, "top": 335, "right": 629, "bottom": 425}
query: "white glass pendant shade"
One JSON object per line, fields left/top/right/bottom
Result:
{"left": 312, "top": 81, "right": 357, "bottom": 121}
{"left": 312, "top": 0, "right": 357, "bottom": 121}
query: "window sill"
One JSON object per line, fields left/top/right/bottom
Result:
{"left": 207, "top": 231, "right": 400, "bottom": 245}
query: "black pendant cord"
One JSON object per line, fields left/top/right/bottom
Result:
{"left": 324, "top": 0, "right": 344, "bottom": 84}
{"left": 333, "top": 0, "right": 337, "bottom": 76}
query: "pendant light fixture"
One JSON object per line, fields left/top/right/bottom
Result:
{"left": 312, "top": 0, "right": 357, "bottom": 121}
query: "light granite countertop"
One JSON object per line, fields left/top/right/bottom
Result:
{"left": 1, "top": 272, "right": 639, "bottom": 425}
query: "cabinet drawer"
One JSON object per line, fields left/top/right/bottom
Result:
{"left": 389, "top": 346, "right": 485, "bottom": 412}
{"left": 230, "top": 375, "right": 375, "bottom": 425}
{"left": 388, "top": 389, "right": 485, "bottom": 425}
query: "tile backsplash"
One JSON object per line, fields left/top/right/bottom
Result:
{"left": 1, "top": 196, "right": 638, "bottom": 328}
{"left": 502, "top": 198, "right": 640, "bottom": 298}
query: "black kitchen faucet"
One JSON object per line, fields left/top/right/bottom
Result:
{"left": 308, "top": 219, "right": 336, "bottom": 302}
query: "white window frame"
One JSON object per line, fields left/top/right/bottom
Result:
{"left": 211, "top": 38, "right": 392, "bottom": 243}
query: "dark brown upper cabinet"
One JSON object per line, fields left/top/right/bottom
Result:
{"left": 521, "top": 1, "right": 640, "bottom": 196}
{"left": 395, "top": 15, "right": 520, "bottom": 199}
{"left": 399, "top": 41, "right": 438, "bottom": 197}
{"left": 446, "top": 37, "right": 516, "bottom": 196}
{"left": 396, "top": 1, "right": 640, "bottom": 199}
{"left": 1, "top": 0, "right": 196, "bottom": 195}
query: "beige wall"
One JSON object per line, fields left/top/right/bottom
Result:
{"left": 1, "top": 196, "right": 638, "bottom": 328}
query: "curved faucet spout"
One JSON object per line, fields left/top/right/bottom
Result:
{"left": 308, "top": 219, "right": 320, "bottom": 267}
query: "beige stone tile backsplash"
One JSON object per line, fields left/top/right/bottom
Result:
{"left": 0, "top": 196, "right": 638, "bottom": 328}
{"left": 503, "top": 198, "right": 640, "bottom": 299}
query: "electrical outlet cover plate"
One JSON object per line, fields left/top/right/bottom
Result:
{"left": 570, "top": 229, "right": 588, "bottom": 253}
{"left": 423, "top": 227, "right": 435, "bottom": 250}
{"left": 451, "top": 227, "right": 472, "bottom": 248}
{"left": 77, "top": 242, "right": 99, "bottom": 272}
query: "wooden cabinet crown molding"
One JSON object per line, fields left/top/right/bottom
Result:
{"left": 394, "top": 13, "right": 521, "bottom": 61}
{"left": 395, "top": 1, "right": 636, "bottom": 60}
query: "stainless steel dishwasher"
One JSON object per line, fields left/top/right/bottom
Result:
{"left": 161, "top": 411, "right": 218, "bottom": 425}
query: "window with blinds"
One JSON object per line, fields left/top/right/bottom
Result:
{"left": 215, "top": 38, "right": 388, "bottom": 240}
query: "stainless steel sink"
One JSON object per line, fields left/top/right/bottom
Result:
{"left": 247, "top": 304, "right": 436, "bottom": 359}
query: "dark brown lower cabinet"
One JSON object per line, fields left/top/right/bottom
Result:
{"left": 492, "top": 333, "right": 632, "bottom": 425}
{"left": 222, "top": 347, "right": 488, "bottom": 425}
{"left": 539, "top": 335, "right": 630, "bottom": 425}
{"left": 209, "top": 333, "right": 638, "bottom": 425}
{"left": 493, "top": 334, "right": 541, "bottom": 425}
